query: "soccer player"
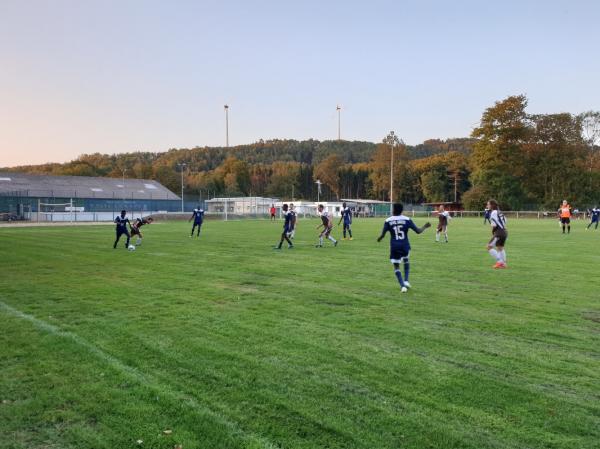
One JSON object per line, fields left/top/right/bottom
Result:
{"left": 316, "top": 204, "right": 338, "bottom": 247}
{"left": 270, "top": 204, "right": 276, "bottom": 221}
{"left": 586, "top": 206, "right": 600, "bottom": 230}
{"left": 558, "top": 200, "right": 572, "bottom": 234}
{"left": 189, "top": 206, "right": 205, "bottom": 238}
{"left": 434, "top": 205, "right": 451, "bottom": 243}
{"left": 288, "top": 203, "right": 297, "bottom": 239}
{"left": 377, "top": 203, "right": 431, "bottom": 293}
{"left": 338, "top": 202, "right": 353, "bottom": 240}
{"left": 113, "top": 210, "right": 131, "bottom": 249}
{"left": 274, "top": 203, "right": 294, "bottom": 249}
{"left": 483, "top": 207, "right": 491, "bottom": 224}
{"left": 130, "top": 217, "right": 153, "bottom": 245}
{"left": 486, "top": 199, "right": 508, "bottom": 269}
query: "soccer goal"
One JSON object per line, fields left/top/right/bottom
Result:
{"left": 37, "top": 199, "right": 74, "bottom": 223}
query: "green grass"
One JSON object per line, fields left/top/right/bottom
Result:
{"left": 1, "top": 217, "right": 599, "bottom": 449}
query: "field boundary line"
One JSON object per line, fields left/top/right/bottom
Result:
{"left": 0, "top": 300, "right": 280, "bottom": 449}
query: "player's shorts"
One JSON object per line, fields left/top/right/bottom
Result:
{"left": 489, "top": 228, "right": 508, "bottom": 247}
{"left": 319, "top": 226, "right": 333, "bottom": 237}
{"left": 436, "top": 224, "right": 447, "bottom": 232}
{"left": 116, "top": 227, "right": 130, "bottom": 237}
{"left": 390, "top": 247, "right": 409, "bottom": 264}
{"left": 560, "top": 217, "right": 570, "bottom": 224}
{"left": 130, "top": 227, "right": 140, "bottom": 236}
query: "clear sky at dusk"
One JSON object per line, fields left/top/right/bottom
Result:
{"left": 1, "top": 0, "right": 599, "bottom": 166}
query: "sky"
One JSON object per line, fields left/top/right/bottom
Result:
{"left": 1, "top": 0, "right": 599, "bottom": 166}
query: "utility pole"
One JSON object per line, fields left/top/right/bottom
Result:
{"left": 121, "top": 167, "right": 127, "bottom": 204}
{"left": 315, "top": 179, "right": 322, "bottom": 203}
{"left": 390, "top": 140, "right": 394, "bottom": 215}
{"left": 224, "top": 104, "right": 229, "bottom": 147}
{"left": 336, "top": 105, "right": 341, "bottom": 140}
{"left": 177, "top": 162, "right": 187, "bottom": 212}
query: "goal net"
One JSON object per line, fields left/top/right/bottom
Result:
{"left": 38, "top": 199, "right": 75, "bottom": 222}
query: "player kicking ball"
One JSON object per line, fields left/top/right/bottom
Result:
{"left": 274, "top": 203, "right": 294, "bottom": 249}
{"left": 586, "top": 206, "right": 599, "bottom": 230}
{"left": 316, "top": 204, "right": 338, "bottom": 248}
{"left": 433, "top": 205, "right": 451, "bottom": 243}
{"left": 486, "top": 199, "right": 508, "bottom": 269}
{"left": 377, "top": 203, "right": 431, "bottom": 293}
{"left": 113, "top": 210, "right": 131, "bottom": 249}
{"left": 130, "top": 217, "right": 153, "bottom": 246}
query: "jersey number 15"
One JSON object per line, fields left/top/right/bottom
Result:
{"left": 393, "top": 227, "right": 405, "bottom": 240}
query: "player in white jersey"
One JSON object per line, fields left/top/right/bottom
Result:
{"left": 315, "top": 204, "right": 338, "bottom": 247}
{"left": 433, "top": 205, "right": 451, "bottom": 243}
{"left": 486, "top": 199, "right": 508, "bottom": 269}
{"left": 288, "top": 203, "right": 297, "bottom": 239}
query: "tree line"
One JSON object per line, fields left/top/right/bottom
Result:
{"left": 4, "top": 95, "right": 599, "bottom": 210}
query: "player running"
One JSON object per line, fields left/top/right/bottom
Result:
{"left": 113, "top": 210, "right": 131, "bottom": 249}
{"left": 288, "top": 203, "right": 297, "bottom": 239}
{"left": 130, "top": 217, "right": 153, "bottom": 245}
{"left": 586, "top": 206, "right": 599, "bottom": 230}
{"left": 274, "top": 203, "right": 294, "bottom": 249}
{"left": 434, "top": 205, "right": 451, "bottom": 243}
{"left": 377, "top": 203, "right": 431, "bottom": 293}
{"left": 558, "top": 200, "right": 572, "bottom": 234}
{"left": 316, "top": 204, "right": 338, "bottom": 248}
{"left": 189, "top": 206, "right": 205, "bottom": 238}
{"left": 338, "top": 202, "right": 353, "bottom": 240}
{"left": 486, "top": 199, "right": 508, "bottom": 269}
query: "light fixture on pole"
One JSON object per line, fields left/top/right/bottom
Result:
{"left": 177, "top": 162, "right": 187, "bottom": 212}
{"left": 224, "top": 104, "right": 229, "bottom": 147}
{"left": 336, "top": 105, "right": 341, "bottom": 141}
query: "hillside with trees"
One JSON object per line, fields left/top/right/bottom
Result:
{"left": 4, "top": 96, "right": 599, "bottom": 210}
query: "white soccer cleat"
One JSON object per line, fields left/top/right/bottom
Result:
{"left": 404, "top": 282, "right": 411, "bottom": 289}
{"left": 401, "top": 287, "right": 408, "bottom": 293}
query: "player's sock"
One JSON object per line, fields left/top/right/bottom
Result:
{"left": 348, "top": 229, "right": 352, "bottom": 238}
{"left": 394, "top": 269, "right": 405, "bottom": 288}
{"left": 319, "top": 236, "right": 323, "bottom": 246}
{"left": 500, "top": 250, "right": 507, "bottom": 263}
{"left": 568, "top": 225, "right": 570, "bottom": 233}
{"left": 435, "top": 231, "right": 440, "bottom": 242}
{"left": 488, "top": 248, "right": 500, "bottom": 261}
{"left": 403, "top": 260, "right": 410, "bottom": 282}
{"left": 444, "top": 232, "right": 448, "bottom": 242}
{"left": 136, "top": 238, "right": 142, "bottom": 245}
{"left": 328, "top": 236, "right": 337, "bottom": 244}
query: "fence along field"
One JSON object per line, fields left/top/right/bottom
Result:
{"left": 1, "top": 217, "right": 599, "bottom": 449}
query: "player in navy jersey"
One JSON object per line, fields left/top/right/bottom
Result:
{"left": 338, "top": 202, "right": 353, "bottom": 240}
{"left": 189, "top": 207, "right": 205, "bottom": 238}
{"left": 377, "top": 203, "right": 431, "bottom": 293}
{"left": 130, "top": 217, "right": 153, "bottom": 245}
{"left": 274, "top": 204, "right": 294, "bottom": 249}
{"left": 113, "top": 210, "right": 131, "bottom": 249}
{"left": 586, "top": 207, "right": 600, "bottom": 230}
{"left": 483, "top": 208, "right": 491, "bottom": 224}
{"left": 316, "top": 204, "right": 338, "bottom": 247}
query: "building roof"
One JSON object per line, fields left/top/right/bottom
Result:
{"left": 206, "top": 197, "right": 279, "bottom": 203}
{"left": 341, "top": 198, "right": 389, "bottom": 204}
{"left": 0, "top": 172, "right": 179, "bottom": 200}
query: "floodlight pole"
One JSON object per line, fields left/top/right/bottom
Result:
{"left": 390, "top": 140, "right": 394, "bottom": 215}
{"left": 177, "top": 162, "right": 187, "bottom": 212}
{"left": 121, "top": 168, "right": 127, "bottom": 204}
{"left": 224, "top": 104, "right": 229, "bottom": 147}
{"left": 316, "top": 180, "right": 322, "bottom": 203}
{"left": 336, "top": 105, "right": 341, "bottom": 141}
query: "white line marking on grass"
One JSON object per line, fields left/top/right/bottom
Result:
{"left": 0, "top": 300, "right": 280, "bottom": 449}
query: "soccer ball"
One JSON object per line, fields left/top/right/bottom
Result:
{"left": 128, "top": 245, "right": 136, "bottom": 251}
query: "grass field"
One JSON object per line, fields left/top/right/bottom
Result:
{"left": 1, "top": 217, "right": 599, "bottom": 449}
